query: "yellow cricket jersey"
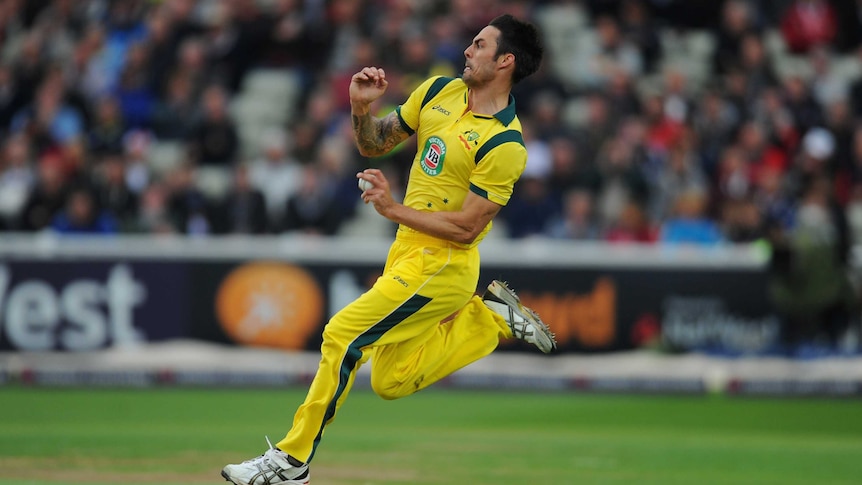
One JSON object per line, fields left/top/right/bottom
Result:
{"left": 395, "top": 75, "right": 527, "bottom": 248}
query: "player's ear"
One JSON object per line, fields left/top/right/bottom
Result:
{"left": 497, "top": 52, "right": 515, "bottom": 69}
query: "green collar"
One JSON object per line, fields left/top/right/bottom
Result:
{"left": 493, "top": 94, "right": 517, "bottom": 126}
{"left": 461, "top": 90, "right": 518, "bottom": 126}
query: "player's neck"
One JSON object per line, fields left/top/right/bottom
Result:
{"left": 466, "top": 83, "right": 511, "bottom": 117}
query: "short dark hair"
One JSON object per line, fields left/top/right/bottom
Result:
{"left": 489, "top": 14, "right": 543, "bottom": 84}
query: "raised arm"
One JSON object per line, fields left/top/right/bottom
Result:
{"left": 349, "top": 67, "right": 410, "bottom": 158}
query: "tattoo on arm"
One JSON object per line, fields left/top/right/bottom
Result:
{"left": 352, "top": 111, "right": 408, "bottom": 157}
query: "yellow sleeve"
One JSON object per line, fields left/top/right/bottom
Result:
{"left": 395, "top": 76, "right": 451, "bottom": 135}
{"left": 469, "top": 132, "right": 527, "bottom": 206}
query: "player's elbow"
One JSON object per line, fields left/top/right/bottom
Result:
{"left": 451, "top": 224, "right": 483, "bottom": 245}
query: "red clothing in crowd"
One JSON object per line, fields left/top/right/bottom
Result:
{"left": 780, "top": 0, "right": 837, "bottom": 53}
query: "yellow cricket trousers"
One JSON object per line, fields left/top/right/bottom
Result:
{"left": 277, "top": 231, "right": 513, "bottom": 462}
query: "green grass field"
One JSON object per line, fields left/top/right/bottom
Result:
{"left": 1, "top": 387, "right": 860, "bottom": 484}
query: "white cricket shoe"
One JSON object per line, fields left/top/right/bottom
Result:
{"left": 483, "top": 280, "right": 557, "bottom": 353}
{"left": 222, "top": 437, "right": 310, "bottom": 485}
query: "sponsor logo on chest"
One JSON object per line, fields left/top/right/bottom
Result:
{"left": 421, "top": 136, "right": 446, "bottom": 176}
{"left": 431, "top": 104, "right": 451, "bottom": 116}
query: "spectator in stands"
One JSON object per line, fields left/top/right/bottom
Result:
{"left": 524, "top": 90, "right": 570, "bottom": 141}
{"left": 713, "top": 0, "right": 758, "bottom": 75}
{"left": 170, "top": 37, "right": 212, "bottom": 103}
{"left": 751, "top": 86, "right": 799, "bottom": 161}
{"left": 522, "top": 123, "right": 553, "bottom": 183}
{"left": 595, "top": 136, "right": 650, "bottom": 229}
{"left": 659, "top": 189, "right": 723, "bottom": 245}
{"left": 784, "top": 127, "right": 838, "bottom": 199}
{"left": 143, "top": 6, "right": 179, "bottom": 97}
{"left": 502, "top": 174, "right": 562, "bottom": 239}
{"left": 721, "top": 197, "right": 765, "bottom": 243}
{"left": 780, "top": 0, "right": 838, "bottom": 54}
{"left": 103, "top": 0, "right": 148, "bottom": 64}
{"left": 738, "top": 32, "right": 779, "bottom": 101}
{"left": 808, "top": 45, "right": 850, "bottom": 108}
{"left": 0, "top": 63, "right": 26, "bottom": 133}
{"left": 650, "top": 131, "right": 710, "bottom": 221}
{"left": 0, "top": 134, "right": 35, "bottom": 230}
{"left": 214, "top": 164, "right": 268, "bottom": 235}
{"left": 9, "top": 31, "right": 47, "bottom": 106}
{"left": 203, "top": 0, "right": 259, "bottom": 94}
{"left": 317, "top": 132, "right": 362, "bottom": 225}
{"left": 510, "top": 53, "right": 568, "bottom": 121}
{"left": 71, "top": 24, "right": 112, "bottom": 101}
{"left": 604, "top": 199, "right": 656, "bottom": 243}
{"left": 282, "top": 165, "right": 343, "bottom": 236}
{"left": 753, "top": 166, "right": 796, "bottom": 231}
{"left": 305, "top": 86, "right": 342, "bottom": 137}
{"left": 545, "top": 188, "right": 601, "bottom": 240}
{"left": 603, "top": 70, "right": 642, "bottom": 123}
{"left": 736, "top": 120, "right": 790, "bottom": 184}
{"left": 122, "top": 128, "right": 152, "bottom": 195}
{"left": 693, "top": 89, "right": 738, "bottom": 178}
{"left": 151, "top": 71, "right": 197, "bottom": 140}
{"left": 114, "top": 41, "right": 155, "bottom": 129}
{"left": 132, "top": 180, "right": 176, "bottom": 234}
{"left": 660, "top": 70, "right": 694, "bottom": 132}
{"left": 576, "top": 92, "right": 616, "bottom": 164}
{"left": 187, "top": 84, "right": 239, "bottom": 166}
{"left": 87, "top": 95, "right": 127, "bottom": 156}
{"left": 641, "top": 92, "right": 685, "bottom": 158}
{"left": 166, "top": 162, "right": 214, "bottom": 236}
{"left": 782, "top": 75, "right": 825, "bottom": 135}
{"left": 49, "top": 185, "right": 118, "bottom": 234}
{"left": 570, "top": 14, "right": 643, "bottom": 89}
{"left": 716, "top": 145, "right": 756, "bottom": 205}
{"left": 722, "top": 67, "right": 754, "bottom": 124}
{"left": 92, "top": 153, "right": 138, "bottom": 230}
{"left": 429, "top": 13, "right": 470, "bottom": 74}
{"left": 18, "top": 152, "right": 67, "bottom": 231}
{"left": 249, "top": 129, "right": 303, "bottom": 232}
{"left": 290, "top": 119, "right": 323, "bottom": 163}
{"left": 11, "top": 76, "right": 84, "bottom": 152}
{"left": 397, "top": 33, "right": 456, "bottom": 96}
{"left": 259, "top": 0, "right": 327, "bottom": 70}
{"left": 30, "top": 1, "right": 78, "bottom": 52}
{"left": 619, "top": 0, "right": 661, "bottom": 74}
{"left": 546, "top": 135, "right": 601, "bottom": 199}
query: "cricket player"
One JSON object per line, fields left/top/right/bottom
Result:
{"left": 223, "top": 13, "right": 555, "bottom": 485}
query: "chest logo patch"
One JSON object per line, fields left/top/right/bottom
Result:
{"left": 458, "top": 130, "right": 480, "bottom": 150}
{"left": 421, "top": 136, "right": 446, "bottom": 176}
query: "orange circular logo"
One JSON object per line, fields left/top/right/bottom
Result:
{"left": 215, "top": 262, "right": 323, "bottom": 349}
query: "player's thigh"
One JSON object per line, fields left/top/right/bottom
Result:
{"left": 327, "top": 244, "right": 475, "bottom": 344}
{"left": 372, "top": 245, "right": 480, "bottom": 346}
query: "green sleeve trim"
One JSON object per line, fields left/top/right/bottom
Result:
{"left": 420, "top": 77, "right": 455, "bottom": 109}
{"left": 474, "top": 130, "right": 524, "bottom": 164}
{"left": 394, "top": 106, "right": 415, "bottom": 136}
{"left": 469, "top": 183, "right": 489, "bottom": 199}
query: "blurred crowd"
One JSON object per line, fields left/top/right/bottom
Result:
{"left": 1, "top": 0, "right": 862, "bottom": 255}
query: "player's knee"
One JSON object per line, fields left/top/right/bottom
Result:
{"left": 370, "top": 375, "right": 407, "bottom": 400}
